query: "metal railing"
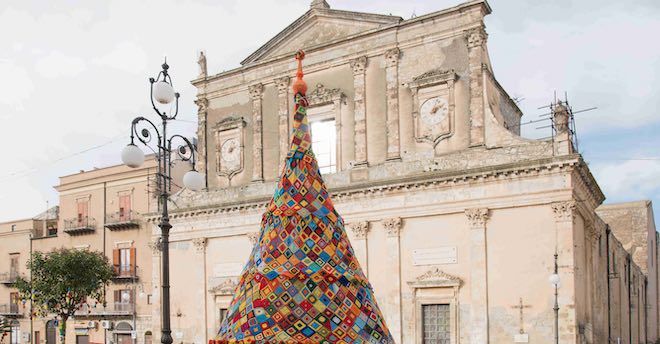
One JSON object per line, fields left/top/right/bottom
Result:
{"left": 113, "top": 266, "right": 139, "bottom": 280}
{"left": 0, "top": 271, "right": 18, "bottom": 284}
{"left": 0, "top": 303, "right": 20, "bottom": 316}
{"left": 105, "top": 210, "right": 140, "bottom": 230}
{"left": 75, "top": 302, "right": 135, "bottom": 316}
{"left": 63, "top": 216, "right": 96, "bottom": 234}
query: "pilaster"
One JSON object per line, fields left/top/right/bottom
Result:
{"left": 551, "top": 201, "right": 578, "bottom": 342}
{"left": 275, "top": 77, "right": 290, "bottom": 172}
{"left": 194, "top": 97, "right": 209, "bottom": 182}
{"left": 191, "top": 237, "right": 208, "bottom": 343}
{"left": 384, "top": 48, "right": 401, "bottom": 161}
{"left": 465, "top": 208, "right": 490, "bottom": 344}
{"left": 249, "top": 83, "right": 265, "bottom": 182}
{"left": 383, "top": 217, "right": 402, "bottom": 343}
{"left": 466, "top": 27, "right": 487, "bottom": 147}
{"left": 348, "top": 221, "right": 370, "bottom": 276}
{"left": 350, "top": 56, "right": 368, "bottom": 167}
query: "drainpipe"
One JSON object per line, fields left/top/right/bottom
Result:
{"left": 626, "top": 255, "right": 632, "bottom": 344}
{"left": 103, "top": 182, "right": 107, "bottom": 344}
{"left": 605, "top": 227, "right": 611, "bottom": 343}
{"left": 29, "top": 233, "right": 33, "bottom": 344}
{"left": 644, "top": 278, "right": 648, "bottom": 344}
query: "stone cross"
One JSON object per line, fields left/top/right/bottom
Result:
{"left": 511, "top": 297, "right": 531, "bottom": 334}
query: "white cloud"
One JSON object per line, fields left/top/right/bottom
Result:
{"left": 0, "top": 60, "right": 33, "bottom": 110}
{"left": 35, "top": 51, "right": 86, "bottom": 78}
{"left": 592, "top": 159, "right": 660, "bottom": 203}
{"left": 93, "top": 41, "right": 148, "bottom": 75}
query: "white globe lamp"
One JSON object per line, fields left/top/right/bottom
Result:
{"left": 153, "top": 80, "right": 176, "bottom": 104}
{"left": 121, "top": 144, "right": 145, "bottom": 168}
{"left": 549, "top": 273, "right": 560, "bottom": 287}
{"left": 183, "top": 170, "right": 205, "bottom": 191}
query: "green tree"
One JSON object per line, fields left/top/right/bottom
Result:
{"left": 0, "top": 317, "right": 11, "bottom": 344}
{"left": 15, "top": 249, "right": 114, "bottom": 343}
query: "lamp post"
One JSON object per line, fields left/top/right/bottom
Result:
{"left": 549, "top": 253, "right": 560, "bottom": 344}
{"left": 121, "top": 59, "right": 205, "bottom": 344}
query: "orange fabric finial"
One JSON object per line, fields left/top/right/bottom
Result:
{"left": 292, "top": 50, "right": 307, "bottom": 95}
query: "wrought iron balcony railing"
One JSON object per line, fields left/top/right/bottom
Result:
{"left": 0, "top": 271, "right": 19, "bottom": 284}
{"left": 75, "top": 302, "right": 135, "bottom": 317}
{"left": 105, "top": 210, "right": 140, "bottom": 230}
{"left": 0, "top": 303, "right": 21, "bottom": 317}
{"left": 63, "top": 216, "right": 96, "bottom": 235}
{"left": 113, "top": 266, "right": 139, "bottom": 281}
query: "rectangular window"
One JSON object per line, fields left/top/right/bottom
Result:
{"left": 219, "top": 308, "right": 228, "bottom": 326}
{"left": 119, "top": 248, "right": 131, "bottom": 274}
{"left": 310, "top": 119, "right": 337, "bottom": 174}
{"left": 77, "top": 201, "right": 89, "bottom": 226}
{"left": 422, "top": 304, "right": 450, "bottom": 344}
{"left": 10, "top": 321, "right": 19, "bottom": 344}
{"left": 11, "top": 224, "right": 16, "bottom": 232}
{"left": 118, "top": 195, "right": 131, "bottom": 221}
{"left": 9, "top": 254, "right": 19, "bottom": 278}
{"left": 10, "top": 292, "right": 19, "bottom": 314}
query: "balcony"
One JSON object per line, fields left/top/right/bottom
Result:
{"left": 75, "top": 302, "right": 135, "bottom": 317}
{"left": 0, "top": 271, "right": 18, "bottom": 285}
{"left": 0, "top": 303, "right": 22, "bottom": 317}
{"left": 105, "top": 210, "right": 140, "bottom": 231}
{"left": 112, "top": 266, "right": 139, "bottom": 282}
{"left": 63, "top": 216, "right": 96, "bottom": 235}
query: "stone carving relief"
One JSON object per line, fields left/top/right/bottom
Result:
{"left": 551, "top": 201, "right": 576, "bottom": 222}
{"left": 210, "top": 278, "right": 238, "bottom": 296}
{"left": 246, "top": 232, "right": 259, "bottom": 246}
{"left": 197, "top": 51, "right": 207, "bottom": 78}
{"left": 350, "top": 56, "right": 367, "bottom": 75}
{"left": 307, "top": 84, "right": 345, "bottom": 107}
{"left": 148, "top": 240, "right": 161, "bottom": 254}
{"left": 383, "top": 217, "right": 402, "bottom": 237}
{"left": 214, "top": 116, "right": 247, "bottom": 180}
{"left": 465, "top": 208, "right": 490, "bottom": 228}
{"left": 384, "top": 47, "right": 400, "bottom": 67}
{"left": 466, "top": 26, "right": 488, "bottom": 49}
{"left": 192, "top": 237, "right": 208, "bottom": 252}
{"left": 408, "top": 267, "right": 462, "bottom": 288}
{"left": 348, "top": 221, "right": 369, "bottom": 240}
{"left": 408, "top": 69, "right": 457, "bottom": 146}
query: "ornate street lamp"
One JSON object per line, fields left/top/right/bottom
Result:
{"left": 549, "top": 253, "right": 561, "bottom": 344}
{"left": 121, "top": 59, "right": 204, "bottom": 344}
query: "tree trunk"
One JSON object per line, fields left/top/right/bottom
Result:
{"left": 59, "top": 315, "right": 67, "bottom": 344}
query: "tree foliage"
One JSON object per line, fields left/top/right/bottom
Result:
{"left": 14, "top": 249, "right": 114, "bottom": 342}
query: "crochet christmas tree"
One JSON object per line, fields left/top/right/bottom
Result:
{"left": 213, "top": 51, "right": 393, "bottom": 344}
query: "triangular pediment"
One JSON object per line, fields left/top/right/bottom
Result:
{"left": 242, "top": 8, "right": 402, "bottom": 65}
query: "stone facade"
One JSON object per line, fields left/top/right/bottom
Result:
{"left": 159, "top": 1, "right": 660, "bottom": 343}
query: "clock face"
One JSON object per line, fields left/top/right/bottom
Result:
{"left": 420, "top": 96, "right": 449, "bottom": 126}
{"left": 220, "top": 138, "right": 240, "bottom": 168}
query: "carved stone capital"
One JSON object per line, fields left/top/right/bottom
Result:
{"left": 148, "top": 240, "right": 161, "bottom": 254}
{"left": 384, "top": 48, "right": 400, "bottom": 67}
{"left": 551, "top": 201, "right": 576, "bottom": 222}
{"left": 274, "top": 76, "right": 290, "bottom": 94}
{"left": 465, "top": 208, "right": 490, "bottom": 228}
{"left": 192, "top": 237, "right": 208, "bottom": 252}
{"left": 194, "top": 97, "right": 209, "bottom": 114}
{"left": 466, "top": 27, "right": 488, "bottom": 49}
{"left": 383, "top": 217, "right": 402, "bottom": 237}
{"left": 248, "top": 83, "right": 264, "bottom": 100}
{"left": 348, "top": 221, "right": 370, "bottom": 240}
{"left": 350, "top": 56, "right": 367, "bottom": 75}
{"left": 246, "top": 232, "right": 259, "bottom": 246}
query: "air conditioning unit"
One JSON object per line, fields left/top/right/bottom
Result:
{"left": 101, "top": 320, "right": 113, "bottom": 330}
{"left": 87, "top": 321, "right": 97, "bottom": 329}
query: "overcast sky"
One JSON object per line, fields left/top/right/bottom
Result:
{"left": 1, "top": 0, "right": 659, "bottom": 223}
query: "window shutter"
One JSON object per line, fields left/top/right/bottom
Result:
{"left": 114, "top": 290, "right": 120, "bottom": 303}
{"left": 113, "top": 249, "right": 120, "bottom": 274}
{"left": 130, "top": 247, "right": 136, "bottom": 276}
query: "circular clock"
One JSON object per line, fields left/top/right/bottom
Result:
{"left": 420, "top": 96, "right": 449, "bottom": 126}
{"left": 220, "top": 138, "right": 240, "bottom": 168}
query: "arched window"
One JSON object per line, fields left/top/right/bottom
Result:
{"left": 46, "top": 320, "right": 57, "bottom": 344}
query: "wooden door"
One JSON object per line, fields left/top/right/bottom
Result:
{"left": 45, "top": 321, "right": 56, "bottom": 344}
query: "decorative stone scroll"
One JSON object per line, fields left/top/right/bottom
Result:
{"left": 551, "top": 201, "right": 576, "bottom": 222}
{"left": 465, "top": 208, "right": 490, "bottom": 228}
{"left": 383, "top": 217, "right": 402, "bottom": 237}
{"left": 408, "top": 69, "right": 457, "bottom": 147}
{"left": 348, "top": 221, "right": 370, "bottom": 240}
{"left": 249, "top": 83, "right": 265, "bottom": 182}
{"left": 407, "top": 267, "right": 462, "bottom": 289}
{"left": 214, "top": 116, "right": 246, "bottom": 181}
{"left": 192, "top": 237, "right": 208, "bottom": 252}
{"left": 148, "top": 240, "right": 161, "bottom": 255}
{"left": 246, "top": 232, "right": 259, "bottom": 246}
{"left": 210, "top": 278, "right": 238, "bottom": 296}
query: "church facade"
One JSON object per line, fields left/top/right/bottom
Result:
{"left": 152, "top": 1, "right": 659, "bottom": 343}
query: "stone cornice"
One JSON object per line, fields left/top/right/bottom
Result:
{"left": 146, "top": 154, "right": 587, "bottom": 222}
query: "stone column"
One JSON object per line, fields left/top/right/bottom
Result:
{"left": 348, "top": 221, "right": 370, "bottom": 276}
{"left": 466, "top": 27, "right": 488, "bottom": 147}
{"left": 465, "top": 208, "right": 490, "bottom": 344}
{"left": 350, "top": 56, "right": 368, "bottom": 167}
{"left": 194, "top": 97, "right": 209, "bottom": 182}
{"left": 383, "top": 217, "right": 402, "bottom": 343}
{"left": 274, "top": 77, "right": 290, "bottom": 172}
{"left": 249, "top": 83, "right": 265, "bottom": 182}
{"left": 192, "top": 238, "right": 208, "bottom": 342}
{"left": 148, "top": 239, "right": 162, "bottom": 341}
{"left": 551, "top": 201, "right": 578, "bottom": 343}
{"left": 384, "top": 48, "right": 401, "bottom": 161}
